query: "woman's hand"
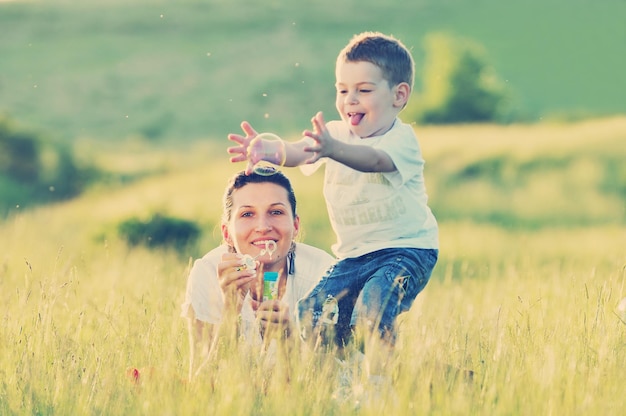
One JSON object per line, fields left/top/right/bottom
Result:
{"left": 217, "top": 253, "right": 257, "bottom": 312}
{"left": 252, "top": 299, "right": 292, "bottom": 338}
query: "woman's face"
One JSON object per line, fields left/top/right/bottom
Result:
{"left": 222, "top": 182, "right": 299, "bottom": 272}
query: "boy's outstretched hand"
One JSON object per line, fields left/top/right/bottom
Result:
{"left": 227, "top": 121, "right": 258, "bottom": 174}
{"left": 302, "top": 111, "right": 336, "bottom": 164}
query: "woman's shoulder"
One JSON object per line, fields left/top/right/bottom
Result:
{"left": 196, "top": 245, "right": 229, "bottom": 266}
{"left": 294, "top": 243, "right": 334, "bottom": 275}
{"left": 291, "top": 243, "right": 334, "bottom": 291}
{"left": 294, "top": 242, "right": 333, "bottom": 261}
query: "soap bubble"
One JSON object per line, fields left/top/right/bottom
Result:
{"left": 247, "top": 132, "right": 285, "bottom": 176}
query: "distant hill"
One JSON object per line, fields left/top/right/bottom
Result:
{"left": 0, "top": 0, "right": 625, "bottom": 143}
{"left": 2, "top": 117, "right": 623, "bottom": 250}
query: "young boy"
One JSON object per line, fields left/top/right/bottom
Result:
{"left": 228, "top": 31, "right": 438, "bottom": 396}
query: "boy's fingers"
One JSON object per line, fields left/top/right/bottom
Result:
{"left": 226, "top": 145, "right": 244, "bottom": 154}
{"left": 240, "top": 121, "right": 258, "bottom": 138}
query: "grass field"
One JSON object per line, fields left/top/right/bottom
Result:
{"left": 1, "top": 0, "right": 625, "bottom": 413}
{"left": 1, "top": 117, "right": 624, "bottom": 414}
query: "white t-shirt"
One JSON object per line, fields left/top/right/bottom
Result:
{"left": 180, "top": 243, "right": 334, "bottom": 339}
{"left": 301, "top": 118, "right": 439, "bottom": 258}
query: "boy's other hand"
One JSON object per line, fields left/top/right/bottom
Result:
{"left": 302, "top": 111, "right": 335, "bottom": 164}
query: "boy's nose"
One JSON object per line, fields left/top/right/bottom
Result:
{"left": 345, "top": 91, "right": 358, "bottom": 104}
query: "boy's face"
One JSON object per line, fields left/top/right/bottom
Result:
{"left": 335, "top": 60, "right": 408, "bottom": 138}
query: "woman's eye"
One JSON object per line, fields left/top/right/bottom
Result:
{"left": 240, "top": 211, "right": 253, "bottom": 218}
{"left": 270, "top": 210, "right": 285, "bottom": 216}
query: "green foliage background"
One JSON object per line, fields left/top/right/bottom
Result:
{"left": 1, "top": 0, "right": 625, "bottom": 143}
{"left": 406, "top": 32, "right": 512, "bottom": 124}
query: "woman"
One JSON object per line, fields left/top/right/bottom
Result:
{"left": 180, "top": 169, "right": 334, "bottom": 380}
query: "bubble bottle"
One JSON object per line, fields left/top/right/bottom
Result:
{"left": 263, "top": 272, "right": 279, "bottom": 301}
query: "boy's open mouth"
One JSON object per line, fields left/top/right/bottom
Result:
{"left": 348, "top": 112, "right": 364, "bottom": 126}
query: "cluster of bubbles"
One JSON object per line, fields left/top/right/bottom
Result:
{"left": 242, "top": 240, "right": 277, "bottom": 270}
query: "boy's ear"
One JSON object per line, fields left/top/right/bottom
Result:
{"left": 393, "top": 82, "right": 411, "bottom": 108}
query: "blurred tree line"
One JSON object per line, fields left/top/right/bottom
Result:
{"left": 0, "top": 116, "right": 90, "bottom": 216}
{"left": 0, "top": 32, "right": 510, "bottom": 217}
{"left": 406, "top": 33, "right": 513, "bottom": 124}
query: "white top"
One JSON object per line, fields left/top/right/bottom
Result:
{"left": 181, "top": 242, "right": 334, "bottom": 340}
{"left": 301, "top": 118, "right": 439, "bottom": 258}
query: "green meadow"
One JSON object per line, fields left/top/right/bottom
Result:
{"left": 1, "top": 0, "right": 626, "bottom": 414}
{"left": 1, "top": 117, "right": 625, "bottom": 414}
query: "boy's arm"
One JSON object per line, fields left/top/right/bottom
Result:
{"left": 227, "top": 121, "right": 315, "bottom": 172}
{"left": 226, "top": 113, "right": 396, "bottom": 173}
{"left": 303, "top": 111, "right": 396, "bottom": 173}
{"left": 282, "top": 139, "right": 317, "bottom": 167}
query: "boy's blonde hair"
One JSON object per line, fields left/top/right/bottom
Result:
{"left": 337, "top": 31, "right": 415, "bottom": 89}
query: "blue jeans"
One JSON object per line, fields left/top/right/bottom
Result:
{"left": 296, "top": 247, "right": 438, "bottom": 347}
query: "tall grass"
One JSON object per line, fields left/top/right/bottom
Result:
{"left": 1, "top": 216, "right": 623, "bottom": 414}
{"left": 1, "top": 118, "right": 625, "bottom": 414}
